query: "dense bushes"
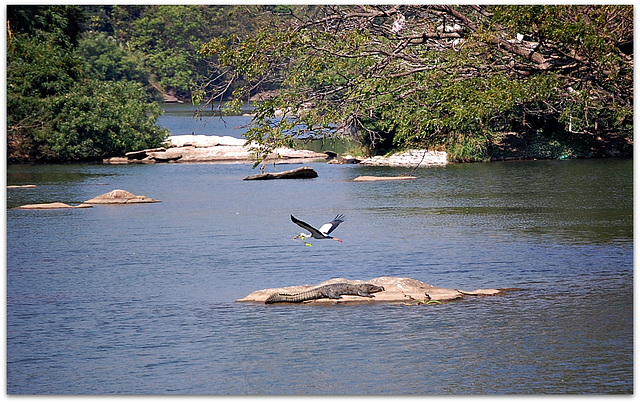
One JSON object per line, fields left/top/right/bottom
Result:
{"left": 7, "top": 5, "right": 168, "bottom": 162}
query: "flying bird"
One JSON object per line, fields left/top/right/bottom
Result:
{"left": 291, "top": 214, "right": 345, "bottom": 243}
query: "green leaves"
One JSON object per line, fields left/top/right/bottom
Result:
{"left": 198, "top": 5, "right": 633, "bottom": 163}
{"left": 7, "top": 5, "right": 169, "bottom": 162}
{"left": 78, "top": 31, "right": 149, "bottom": 87}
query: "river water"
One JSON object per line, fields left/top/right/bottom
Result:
{"left": 6, "top": 106, "right": 633, "bottom": 394}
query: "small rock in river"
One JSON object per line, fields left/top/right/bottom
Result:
{"left": 84, "top": 189, "right": 160, "bottom": 204}
{"left": 15, "top": 202, "right": 92, "bottom": 209}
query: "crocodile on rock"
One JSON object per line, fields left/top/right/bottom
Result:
{"left": 265, "top": 283, "right": 384, "bottom": 304}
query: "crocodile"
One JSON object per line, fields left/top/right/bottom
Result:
{"left": 265, "top": 283, "right": 385, "bottom": 304}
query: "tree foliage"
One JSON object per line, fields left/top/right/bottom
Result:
{"left": 7, "top": 5, "right": 168, "bottom": 162}
{"left": 198, "top": 5, "right": 633, "bottom": 162}
{"left": 77, "top": 31, "right": 150, "bottom": 88}
{"left": 89, "top": 5, "right": 267, "bottom": 100}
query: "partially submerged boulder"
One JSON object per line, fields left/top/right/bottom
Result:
{"left": 243, "top": 166, "right": 318, "bottom": 180}
{"left": 84, "top": 189, "right": 160, "bottom": 204}
{"left": 237, "top": 277, "right": 510, "bottom": 304}
{"left": 15, "top": 202, "right": 92, "bottom": 210}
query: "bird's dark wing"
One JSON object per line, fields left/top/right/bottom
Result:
{"left": 290, "top": 215, "right": 325, "bottom": 238}
{"left": 319, "top": 214, "right": 345, "bottom": 235}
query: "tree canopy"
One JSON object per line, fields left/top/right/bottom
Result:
{"left": 86, "top": 5, "right": 267, "bottom": 101}
{"left": 7, "top": 5, "right": 169, "bottom": 162}
{"left": 198, "top": 5, "right": 633, "bottom": 162}
{"left": 7, "top": 5, "right": 632, "bottom": 163}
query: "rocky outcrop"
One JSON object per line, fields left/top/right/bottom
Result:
{"left": 103, "top": 135, "right": 329, "bottom": 164}
{"left": 360, "top": 150, "right": 448, "bottom": 167}
{"left": 237, "top": 277, "right": 511, "bottom": 304}
{"left": 243, "top": 166, "right": 318, "bottom": 180}
{"left": 83, "top": 189, "right": 160, "bottom": 204}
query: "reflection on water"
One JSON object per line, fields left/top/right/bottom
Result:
{"left": 6, "top": 157, "right": 632, "bottom": 394}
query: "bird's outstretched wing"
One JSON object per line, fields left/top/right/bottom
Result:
{"left": 318, "top": 214, "right": 345, "bottom": 235}
{"left": 290, "top": 215, "right": 325, "bottom": 238}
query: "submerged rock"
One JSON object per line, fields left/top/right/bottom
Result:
{"left": 237, "top": 277, "right": 509, "bottom": 304}
{"left": 84, "top": 189, "right": 160, "bottom": 204}
{"left": 353, "top": 176, "right": 417, "bottom": 182}
{"left": 15, "top": 202, "right": 92, "bottom": 209}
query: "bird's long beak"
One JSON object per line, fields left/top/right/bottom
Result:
{"left": 333, "top": 238, "right": 343, "bottom": 243}
{"left": 293, "top": 234, "right": 301, "bottom": 240}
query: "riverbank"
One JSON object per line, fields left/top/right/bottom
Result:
{"left": 101, "top": 130, "right": 631, "bottom": 167}
{"left": 103, "top": 135, "right": 450, "bottom": 167}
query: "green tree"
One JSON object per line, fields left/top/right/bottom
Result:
{"left": 198, "top": 5, "right": 632, "bottom": 163}
{"left": 78, "top": 31, "right": 149, "bottom": 86}
{"left": 37, "top": 79, "right": 167, "bottom": 160}
{"left": 100, "top": 5, "right": 265, "bottom": 100}
{"left": 7, "top": 5, "right": 168, "bottom": 162}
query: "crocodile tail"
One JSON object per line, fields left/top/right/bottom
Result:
{"left": 265, "top": 289, "right": 321, "bottom": 304}
{"left": 265, "top": 292, "right": 304, "bottom": 304}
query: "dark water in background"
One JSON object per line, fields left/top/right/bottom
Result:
{"left": 6, "top": 106, "right": 633, "bottom": 394}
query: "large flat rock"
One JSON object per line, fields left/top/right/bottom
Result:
{"left": 237, "top": 277, "right": 507, "bottom": 304}
{"left": 104, "top": 135, "right": 329, "bottom": 164}
{"left": 15, "top": 202, "right": 92, "bottom": 210}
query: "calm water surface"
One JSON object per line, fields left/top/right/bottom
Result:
{"left": 157, "top": 102, "right": 253, "bottom": 138}
{"left": 6, "top": 112, "right": 633, "bottom": 394}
